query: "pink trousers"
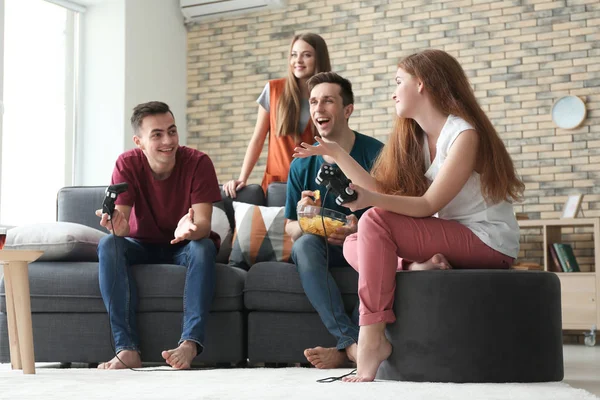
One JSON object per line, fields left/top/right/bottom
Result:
{"left": 343, "top": 207, "right": 514, "bottom": 326}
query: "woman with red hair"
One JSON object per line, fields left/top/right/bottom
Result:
{"left": 294, "top": 49, "right": 524, "bottom": 382}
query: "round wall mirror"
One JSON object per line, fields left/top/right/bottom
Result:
{"left": 551, "top": 95, "right": 586, "bottom": 129}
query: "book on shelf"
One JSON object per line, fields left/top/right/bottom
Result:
{"left": 552, "top": 243, "right": 581, "bottom": 272}
{"left": 547, "top": 244, "right": 563, "bottom": 272}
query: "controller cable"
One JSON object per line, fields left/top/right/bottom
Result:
{"left": 104, "top": 215, "right": 192, "bottom": 372}
{"left": 315, "top": 187, "right": 357, "bottom": 383}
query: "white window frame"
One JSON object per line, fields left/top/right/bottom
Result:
{"left": 0, "top": 0, "right": 83, "bottom": 224}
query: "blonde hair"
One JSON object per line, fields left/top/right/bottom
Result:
{"left": 276, "top": 33, "right": 331, "bottom": 139}
{"left": 371, "top": 49, "right": 524, "bottom": 204}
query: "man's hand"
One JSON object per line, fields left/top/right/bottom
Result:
{"left": 96, "top": 208, "right": 128, "bottom": 236}
{"left": 325, "top": 214, "right": 357, "bottom": 246}
{"left": 171, "top": 208, "right": 198, "bottom": 244}
{"left": 299, "top": 190, "right": 320, "bottom": 208}
{"left": 287, "top": 191, "right": 320, "bottom": 241}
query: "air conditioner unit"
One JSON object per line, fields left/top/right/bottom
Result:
{"left": 180, "top": 0, "right": 286, "bottom": 24}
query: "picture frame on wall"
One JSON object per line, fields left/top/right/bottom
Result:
{"left": 561, "top": 194, "right": 584, "bottom": 219}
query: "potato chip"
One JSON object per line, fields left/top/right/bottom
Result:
{"left": 313, "top": 190, "right": 321, "bottom": 206}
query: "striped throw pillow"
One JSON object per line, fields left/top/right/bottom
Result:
{"left": 229, "top": 202, "right": 292, "bottom": 270}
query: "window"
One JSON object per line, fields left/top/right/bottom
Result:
{"left": 0, "top": 0, "right": 80, "bottom": 225}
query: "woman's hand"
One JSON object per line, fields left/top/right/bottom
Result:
{"left": 343, "top": 183, "right": 376, "bottom": 212}
{"left": 223, "top": 179, "right": 246, "bottom": 198}
{"left": 293, "top": 136, "right": 343, "bottom": 160}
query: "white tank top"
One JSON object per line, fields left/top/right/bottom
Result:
{"left": 424, "top": 115, "right": 520, "bottom": 258}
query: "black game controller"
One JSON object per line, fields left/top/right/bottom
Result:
{"left": 102, "top": 182, "right": 129, "bottom": 220}
{"left": 315, "top": 163, "right": 357, "bottom": 206}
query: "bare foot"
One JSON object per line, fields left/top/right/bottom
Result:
{"left": 161, "top": 340, "right": 197, "bottom": 370}
{"left": 304, "top": 346, "right": 353, "bottom": 369}
{"left": 345, "top": 343, "right": 357, "bottom": 363}
{"left": 408, "top": 253, "right": 452, "bottom": 271}
{"left": 97, "top": 350, "right": 141, "bottom": 370}
{"left": 343, "top": 323, "right": 392, "bottom": 382}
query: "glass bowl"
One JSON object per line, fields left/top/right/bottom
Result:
{"left": 297, "top": 204, "right": 350, "bottom": 237}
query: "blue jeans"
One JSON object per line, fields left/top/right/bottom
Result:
{"left": 97, "top": 235, "right": 216, "bottom": 354}
{"left": 291, "top": 234, "right": 359, "bottom": 350}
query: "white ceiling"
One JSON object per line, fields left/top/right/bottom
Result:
{"left": 72, "top": 0, "right": 117, "bottom": 5}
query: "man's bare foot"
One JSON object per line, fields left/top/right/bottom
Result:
{"left": 343, "top": 323, "right": 392, "bottom": 382}
{"left": 345, "top": 343, "right": 357, "bottom": 363}
{"left": 409, "top": 253, "right": 452, "bottom": 271}
{"left": 161, "top": 340, "right": 197, "bottom": 370}
{"left": 304, "top": 346, "right": 354, "bottom": 369}
{"left": 97, "top": 350, "right": 141, "bottom": 370}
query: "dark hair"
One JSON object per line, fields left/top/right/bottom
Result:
{"left": 307, "top": 72, "right": 354, "bottom": 106}
{"left": 276, "top": 33, "right": 332, "bottom": 138}
{"left": 130, "top": 101, "right": 174, "bottom": 135}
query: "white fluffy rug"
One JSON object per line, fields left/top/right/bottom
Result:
{"left": 0, "top": 366, "right": 598, "bottom": 400}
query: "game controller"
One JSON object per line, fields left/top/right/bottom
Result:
{"left": 102, "top": 182, "right": 129, "bottom": 219}
{"left": 315, "top": 163, "right": 357, "bottom": 206}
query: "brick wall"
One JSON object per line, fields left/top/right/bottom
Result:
{"left": 186, "top": 0, "right": 600, "bottom": 268}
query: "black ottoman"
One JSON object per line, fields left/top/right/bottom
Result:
{"left": 375, "top": 270, "right": 563, "bottom": 383}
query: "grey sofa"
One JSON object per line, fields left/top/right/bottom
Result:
{"left": 0, "top": 183, "right": 359, "bottom": 366}
{"left": 244, "top": 183, "right": 359, "bottom": 364}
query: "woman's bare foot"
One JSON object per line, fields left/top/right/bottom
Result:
{"left": 97, "top": 350, "right": 141, "bottom": 370}
{"left": 343, "top": 323, "right": 391, "bottom": 382}
{"left": 304, "top": 346, "right": 353, "bottom": 369}
{"left": 409, "top": 253, "right": 452, "bottom": 270}
{"left": 161, "top": 340, "right": 197, "bottom": 370}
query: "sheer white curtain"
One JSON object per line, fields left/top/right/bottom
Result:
{"left": 0, "top": 0, "right": 79, "bottom": 225}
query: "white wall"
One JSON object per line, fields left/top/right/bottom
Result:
{"left": 77, "top": 0, "right": 186, "bottom": 185}
{"left": 124, "top": 0, "right": 187, "bottom": 150}
{"left": 78, "top": 0, "right": 125, "bottom": 185}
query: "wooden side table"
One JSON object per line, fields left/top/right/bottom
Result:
{"left": 0, "top": 250, "right": 43, "bottom": 374}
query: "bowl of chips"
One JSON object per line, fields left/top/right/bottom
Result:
{"left": 297, "top": 204, "right": 350, "bottom": 237}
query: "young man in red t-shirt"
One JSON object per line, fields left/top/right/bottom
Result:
{"left": 95, "top": 101, "right": 221, "bottom": 370}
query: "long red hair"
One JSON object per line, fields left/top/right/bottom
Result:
{"left": 371, "top": 49, "right": 524, "bottom": 204}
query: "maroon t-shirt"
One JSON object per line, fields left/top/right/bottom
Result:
{"left": 112, "top": 146, "right": 222, "bottom": 248}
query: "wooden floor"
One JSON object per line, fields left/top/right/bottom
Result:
{"left": 563, "top": 344, "right": 600, "bottom": 397}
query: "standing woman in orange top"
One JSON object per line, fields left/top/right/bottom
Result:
{"left": 223, "top": 33, "right": 331, "bottom": 198}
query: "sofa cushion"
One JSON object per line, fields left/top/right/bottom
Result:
{"left": 0, "top": 262, "right": 246, "bottom": 313}
{"left": 266, "top": 182, "right": 287, "bottom": 207}
{"left": 57, "top": 186, "right": 107, "bottom": 229}
{"left": 244, "top": 262, "right": 359, "bottom": 312}
{"left": 5, "top": 222, "right": 106, "bottom": 262}
{"left": 228, "top": 202, "right": 292, "bottom": 270}
{"left": 212, "top": 201, "right": 233, "bottom": 263}
{"left": 219, "top": 184, "right": 266, "bottom": 225}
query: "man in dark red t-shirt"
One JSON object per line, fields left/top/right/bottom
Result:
{"left": 95, "top": 101, "right": 221, "bottom": 370}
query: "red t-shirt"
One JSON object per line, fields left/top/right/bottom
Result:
{"left": 112, "top": 146, "right": 222, "bottom": 247}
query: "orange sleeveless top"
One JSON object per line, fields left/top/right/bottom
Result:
{"left": 261, "top": 78, "right": 315, "bottom": 193}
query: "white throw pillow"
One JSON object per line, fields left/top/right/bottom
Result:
{"left": 6, "top": 222, "right": 107, "bottom": 261}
